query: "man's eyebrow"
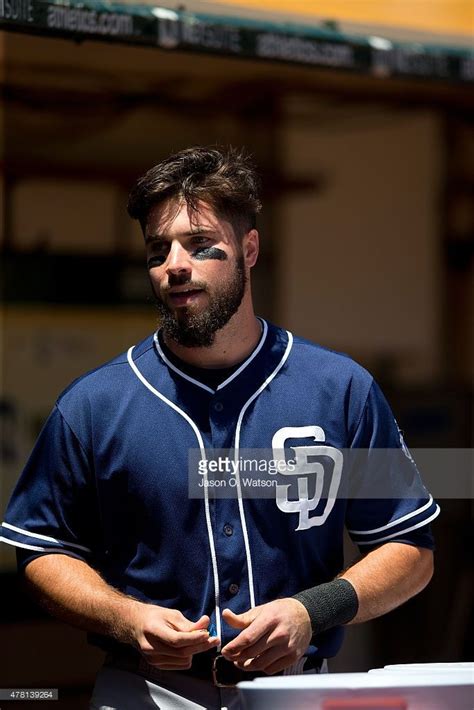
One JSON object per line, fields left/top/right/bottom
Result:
{"left": 145, "top": 234, "right": 166, "bottom": 245}
{"left": 184, "top": 227, "right": 217, "bottom": 236}
{"left": 145, "top": 229, "right": 216, "bottom": 244}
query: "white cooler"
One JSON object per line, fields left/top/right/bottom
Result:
{"left": 238, "top": 666, "right": 474, "bottom": 710}
{"left": 369, "top": 662, "right": 474, "bottom": 674}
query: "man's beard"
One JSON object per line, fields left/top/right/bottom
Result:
{"left": 153, "top": 255, "right": 246, "bottom": 347}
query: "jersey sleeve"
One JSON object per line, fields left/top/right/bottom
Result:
{"left": 0, "top": 404, "right": 99, "bottom": 565}
{"left": 345, "top": 381, "right": 440, "bottom": 551}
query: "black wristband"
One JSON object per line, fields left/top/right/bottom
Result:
{"left": 293, "top": 578, "right": 359, "bottom": 636}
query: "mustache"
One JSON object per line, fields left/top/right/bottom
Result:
{"left": 161, "top": 279, "right": 208, "bottom": 295}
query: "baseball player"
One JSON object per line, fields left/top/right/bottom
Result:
{"left": 1, "top": 146, "right": 439, "bottom": 709}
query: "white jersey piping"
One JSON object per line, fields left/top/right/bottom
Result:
{"left": 154, "top": 334, "right": 214, "bottom": 394}
{"left": 355, "top": 505, "right": 440, "bottom": 545}
{"left": 2, "top": 521, "right": 91, "bottom": 552}
{"left": 216, "top": 319, "right": 268, "bottom": 390}
{"left": 347, "top": 495, "right": 434, "bottom": 535}
{"left": 0, "top": 536, "right": 47, "bottom": 552}
{"left": 152, "top": 319, "right": 268, "bottom": 393}
{"left": 128, "top": 327, "right": 292, "bottom": 625}
{"left": 127, "top": 346, "right": 222, "bottom": 645}
{"left": 232, "top": 331, "right": 294, "bottom": 609}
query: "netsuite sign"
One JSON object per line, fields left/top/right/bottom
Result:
{"left": 153, "top": 8, "right": 241, "bottom": 54}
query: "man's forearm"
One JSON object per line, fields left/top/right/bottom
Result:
{"left": 24, "top": 554, "right": 141, "bottom": 645}
{"left": 293, "top": 542, "right": 433, "bottom": 635}
{"left": 23, "top": 554, "right": 220, "bottom": 669}
{"left": 341, "top": 542, "right": 434, "bottom": 624}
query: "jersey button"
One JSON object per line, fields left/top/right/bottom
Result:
{"left": 223, "top": 524, "right": 233, "bottom": 536}
{"left": 214, "top": 402, "right": 224, "bottom": 412}
{"left": 229, "top": 583, "right": 239, "bottom": 595}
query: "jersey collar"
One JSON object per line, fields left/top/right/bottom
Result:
{"left": 153, "top": 318, "right": 269, "bottom": 394}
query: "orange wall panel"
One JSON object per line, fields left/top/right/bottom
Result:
{"left": 214, "top": 0, "right": 473, "bottom": 37}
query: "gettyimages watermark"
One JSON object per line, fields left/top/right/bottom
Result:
{"left": 188, "top": 448, "right": 473, "bottom": 500}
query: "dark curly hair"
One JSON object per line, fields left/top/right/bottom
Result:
{"left": 127, "top": 145, "right": 261, "bottom": 238}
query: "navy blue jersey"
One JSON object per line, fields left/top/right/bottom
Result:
{"left": 1, "top": 320, "right": 439, "bottom": 659}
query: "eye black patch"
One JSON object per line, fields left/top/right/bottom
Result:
{"left": 192, "top": 247, "right": 227, "bottom": 261}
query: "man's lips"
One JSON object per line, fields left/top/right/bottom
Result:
{"left": 167, "top": 288, "right": 204, "bottom": 306}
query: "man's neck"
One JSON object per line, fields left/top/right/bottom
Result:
{"left": 162, "top": 311, "right": 262, "bottom": 369}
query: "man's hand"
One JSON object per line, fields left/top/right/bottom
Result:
{"left": 23, "top": 555, "right": 220, "bottom": 670}
{"left": 131, "top": 605, "right": 220, "bottom": 670}
{"left": 220, "top": 599, "right": 312, "bottom": 675}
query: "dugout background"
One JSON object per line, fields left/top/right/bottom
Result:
{"left": 0, "top": 1, "right": 473, "bottom": 705}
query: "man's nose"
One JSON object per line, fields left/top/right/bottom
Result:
{"left": 166, "top": 241, "right": 192, "bottom": 277}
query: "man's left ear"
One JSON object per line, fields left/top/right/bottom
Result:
{"left": 243, "top": 229, "right": 259, "bottom": 268}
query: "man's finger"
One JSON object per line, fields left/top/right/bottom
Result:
{"left": 167, "top": 629, "right": 215, "bottom": 648}
{"left": 261, "top": 655, "right": 297, "bottom": 676}
{"left": 222, "top": 608, "right": 256, "bottom": 630}
{"left": 146, "top": 627, "right": 211, "bottom": 649}
{"left": 189, "top": 615, "right": 211, "bottom": 631}
{"left": 167, "top": 611, "right": 209, "bottom": 633}
{"left": 235, "top": 645, "right": 288, "bottom": 673}
{"left": 221, "top": 611, "right": 269, "bottom": 657}
{"left": 144, "top": 636, "right": 219, "bottom": 659}
{"left": 174, "top": 636, "right": 220, "bottom": 657}
{"left": 224, "top": 631, "right": 274, "bottom": 662}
